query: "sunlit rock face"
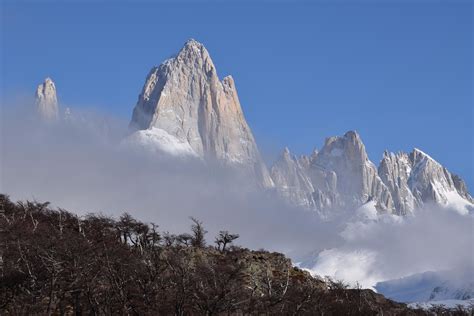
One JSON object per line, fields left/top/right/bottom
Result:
{"left": 128, "top": 39, "right": 273, "bottom": 187}
{"left": 35, "top": 77, "right": 59, "bottom": 121}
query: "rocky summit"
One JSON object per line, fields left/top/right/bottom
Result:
{"left": 128, "top": 39, "right": 273, "bottom": 187}
{"left": 35, "top": 77, "right": 59, "bottom": 121}
{"left": 271, "top": 131, "right": 394, "bottom": 215}
{"left": 379, "top": 148, "right": 473, "bottom": 215}
{"left": 272, "top": 131, "right": 473, "bottom": 215}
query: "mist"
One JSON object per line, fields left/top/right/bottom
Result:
{"left": 1, "top": 100, "right": 343, "bottom": 257}
{"left": 1, "top": 100, "right": 472, "bottom": 291}
{"left": 306, "top": 205, "right": 474, "bottom": 289}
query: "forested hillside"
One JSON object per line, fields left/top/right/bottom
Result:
{"left": 0, "top": 194, "right": 468, "bottom": 315}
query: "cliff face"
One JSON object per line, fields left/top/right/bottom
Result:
{"left": 128, "top": 39, "right": 273, "bottom": 187}
{"left": 272, "top": 131, "right": 394, "bottom": 215}
{"left": 271, "top": 148, "right": 316, "bottom": 209}
{"left": 379, "top": 148, "right": 473, "bottom": 215}
{"left": 312, "top": 131, "right": 394, "bottom": 213}
{"left": 378, "top": 151, "right": 417, "bottom": 215}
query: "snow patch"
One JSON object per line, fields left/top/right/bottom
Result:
{"left": 444, "top": 190, "right": 473, "bottom": 215}
{"left": 413, "top": 148, "right": 435, "bottom": 161}
{"left": 123, "top": 127, "right": 198, "bottom": 158}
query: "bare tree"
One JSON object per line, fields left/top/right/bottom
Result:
{"left": 215, "top": 230, "right": 239, "bottom": 252}
{"left": 189, "top": 217, "right": 207, "bottom": 248}
{"left": 176, "top": 233, "right": 193, "bottom": 247}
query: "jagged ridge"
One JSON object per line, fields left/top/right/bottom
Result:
{"left": 272, "top": 131, "right": 473, "bottom": 215}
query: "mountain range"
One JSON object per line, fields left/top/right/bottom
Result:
{"left": 35, "top": 39, "right": 473, "bottom": 217}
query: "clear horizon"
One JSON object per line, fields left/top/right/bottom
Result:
{"left": 2, "top": 1, "right": 472, "bottom": 189}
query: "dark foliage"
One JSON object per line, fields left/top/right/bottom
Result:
{"left": 0, "top": 194, "right": 470, "bottom": 315}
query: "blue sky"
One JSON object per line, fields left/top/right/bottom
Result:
{"left": 2, "top": 1, "right": 473, "bottom": 188}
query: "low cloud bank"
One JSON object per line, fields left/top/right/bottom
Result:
{"left": 305, "top": 205, "right": 474, "bottom": 290}
{"left": 2, "top": 101, "right": 472, "bottom": 292}
{"left": 1, "top": 101, "right": 341, "bottom": 258}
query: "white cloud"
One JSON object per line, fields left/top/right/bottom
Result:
{"left": 306, "top": 205, "right": 474, "bottom": 289}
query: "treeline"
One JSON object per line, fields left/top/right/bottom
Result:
{"left": 0, "top": 194, "right": 468, "bottom": 315}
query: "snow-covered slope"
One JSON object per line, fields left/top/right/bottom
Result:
{"left": 126, "top": 39, "right": 273, "bottom": 187}
{"left": 375, "top": 270, "right": 474, "bottom": 303}
{"left": 123, "top": 127, "right": 198, "bottom": 157}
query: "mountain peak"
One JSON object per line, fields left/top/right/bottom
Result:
{"left": 35, "top": 77, "right": 59, "bottom": 121}
{"left": 169, "top": 38, "right": 216, "bottom": 76}
{"left": 281, "top": 147, "right": 292, "bottom": 160}
{"left": 128, "top": 39, "right": 273, "bottom": 187}
{"left": 178, "top": 38, "right": 209, "bottom": 59}
{"left": 320, "top": 130, "right": 368, "bottom": 164}
{"left": 37, "top": 77, "right": 56, "bottom": 91}
{"left": 344, "top": 130, "right": 360, "bottom": 140}
{"left": 343, "top": 130, "right": 365, "bottom": 148}
{"left": 324, "top": 130, "right": 362, "bottom": 148}
{"left": 304, "top": 130, "right": 394, "bottom": 214}
{"left": 44, "top": 77, "right": 54, "bottom": 84}
{"left": 183, "top": 38, "right": 204, "bottom": 49}
{"left": 411, "top": 148, "right": 435, "bottom": 162}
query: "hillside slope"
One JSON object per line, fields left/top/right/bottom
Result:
{"left": 0, "top": 194, "right": 443, "bottom": 315}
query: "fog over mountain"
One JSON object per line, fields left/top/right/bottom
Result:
{"left": 1, "top": 39, "right": 472, "bottom": 304}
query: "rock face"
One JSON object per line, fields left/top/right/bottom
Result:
{"left": 128, "top": 39, "right": 273, "bottom": 187}
{"left": 378, "top": 151, "right": 417, "bottom": 215}
{"left": 270, "top": 148, "right": 316, "bottom": 208}
{"left": 313, "top": 131, "right": 393, "bottom": 213}
{"left": 272, "top": 131, "right": 473, "bottom": 215}
{"left": 272, "top": 131, "right": 394, "bottom": 215}
{"left": 379, "top": 148, "right": 473, "bottom": 215}
{"left": 35, "top": 78, "right": 59, "bottom": 121}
